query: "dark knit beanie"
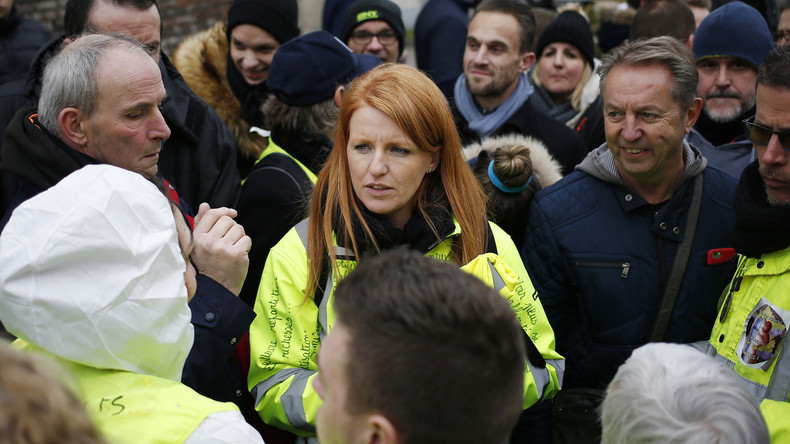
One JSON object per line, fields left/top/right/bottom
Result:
{"left": 339, "top": 0, "right": 405, "bottom": 57}
{"left": 693, "top": 1, "right": 773, "bottom": 70}
{"left": 535, "top": 11, "right": 594, "bottom": 67}
{"left": 226, "top": 0, "right": 300, "bottom": 45}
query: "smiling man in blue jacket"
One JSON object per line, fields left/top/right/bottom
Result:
{"left": 522, "top": 37, "right": 737, "bottom": 400}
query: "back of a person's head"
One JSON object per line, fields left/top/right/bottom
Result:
{"left": 465, "top": 134, "right": 563, "bottom": 244}
{"left": 0, "top": 341, "right": 105, "bottom": 444}
{"left": 630, "top": 0, "right": 696, "bottom": 41}
{"left": 333, "top": 248, "right": 525, "bottom": 444}
{"left": 263, "top": 30, "right": 379, "bottom": 136}
{"left": 757, "top": 44, "right": 790, "bottom": 89}
{"left": 601, "top": 343, "right": 769, "bottom": 444}
{"left": 0, "top": 165, "right": 193, "bottom": 381}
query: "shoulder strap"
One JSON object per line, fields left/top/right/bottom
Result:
{"left": 255, "top": 152, "right": 314, "bottom": 197}
{"left": 313, "top": 255, "right": 331, "bottom": 309}
{"left": 485, "top": 222, "right": 498, "bottom": 255}
{"left": 650, "top": 173, "right": 704, "bottom": 341}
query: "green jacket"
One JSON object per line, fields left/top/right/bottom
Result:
{"left": 248, "top": 218, "right": 564, "bottom": 436}
{"left": 708, "top": 248, "right": 790, "bottom": 442}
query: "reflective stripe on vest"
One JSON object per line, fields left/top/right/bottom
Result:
{"left": 709, "top": 349, "right": 771, "bottom": 400}
{"left": 766, "top": 344, "right": 790, "bottom": 402}
{"left": 250, "top": 367, "right": 317, "bottom": 433}
{"left": 707, "top": 335, "right": 790, "bottom": 402}
{"left": 294, "top": 219, "right": 353, "bottom": 342}
{"left": 485, "top": 256, "right": 561, "bottom": 399}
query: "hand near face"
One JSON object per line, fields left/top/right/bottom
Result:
{"left": 191, "top": 203, "right": 251, "bottom": 296}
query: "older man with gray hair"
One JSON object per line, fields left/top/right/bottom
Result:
{"left": 601, "top": 343, "right": 768, "bottom": 444}
{"left": 522, "top": 37, "right": 738, "bottom": 439}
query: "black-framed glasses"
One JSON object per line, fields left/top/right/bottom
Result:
{"left": 743, "top": 116, "right": 790, "bottom": 150}
{"left": 351, "top": 30, "right": 397, "bottom": 46}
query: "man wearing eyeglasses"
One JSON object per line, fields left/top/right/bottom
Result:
{"left": 703, "top": 45, "right": 790, "bottom": 442}
{"left": 339, "top": 0, "right": 404, "bottom": 64}
{"left": 687, "top": 1, "right": 774, "bottom": 178}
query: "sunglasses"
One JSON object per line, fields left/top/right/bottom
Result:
{"left": 743, "top": 117, "right": 790, "bottom": 150}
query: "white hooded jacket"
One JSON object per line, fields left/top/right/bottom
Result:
{"left": 0, "top": 165, "right": 262, "bottom": 444}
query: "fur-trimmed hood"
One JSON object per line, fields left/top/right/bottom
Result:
{"left": 463, "top": 133, "right": 564, "bottom": 188}
{"left": 172, "top": 21, "right": 265, "bottom": 167}
{"left": 594, "top": 1, "right": 637, "bottom": 25}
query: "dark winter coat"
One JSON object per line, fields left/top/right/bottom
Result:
{"left": 522, "top": 143, "right": 738, "bottom": 389}
{"left": 0, "top": 34, "right": 241, "bottom": 213}
{"left": 415, "top": 0, "right": 471, "bottom": 98}
{"left": 0, "top": 6, "right": 49, "bottom": 85}
{"left": 235, "top": 129, "right": 330, "bottom": 307}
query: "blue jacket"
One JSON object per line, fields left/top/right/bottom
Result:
{"left": 686, "top": 127, "right": 755, "bottom": 179}
{"left": 522, "top": 143, "right": 738, "bottom": 389}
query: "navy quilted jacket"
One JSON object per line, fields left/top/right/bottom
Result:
{"left": 521, "top": 144, "right": 738, "bottom": 389}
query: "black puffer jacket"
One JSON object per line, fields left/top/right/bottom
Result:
{"left": 0, "top": 6, "right": 49, "bottom": 85}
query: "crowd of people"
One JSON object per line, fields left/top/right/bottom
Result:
{"left": 0, "top": 0, "right": 789, "bottom": 442}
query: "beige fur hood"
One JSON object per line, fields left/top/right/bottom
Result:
{"left": 172, "top": 21, "right": 264, "bottom": 166}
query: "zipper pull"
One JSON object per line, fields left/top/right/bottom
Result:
{"left": 719, "top": 274, "right": 743, "bottom": 323}
{"left": 621, "top": 263, "right": 630, "bottom": 278}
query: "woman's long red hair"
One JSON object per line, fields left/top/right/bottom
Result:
{"left": 305, "top": 64, "right": 488, "bottom": 296}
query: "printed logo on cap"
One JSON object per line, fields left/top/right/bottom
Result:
{"left": 357, "top": 10, "right": 379, "bottom": 22}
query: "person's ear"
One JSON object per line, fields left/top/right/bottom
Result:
{"left": 519, "top": 51, "right": 536, "bottom": 73}
{"left": 367, "top": 414, "right": 398, "bottom": 444}
{"left": 684, "top": 97, "right": 703, "bottom": 134}
{"left": 334, "top": 85, "right": 347, "bottom": 108}
{"left": 58, "top": 107, "right": 89, "bottom": 152}
{"left": 428, "top": 150, "right": 441, "bottom": 173}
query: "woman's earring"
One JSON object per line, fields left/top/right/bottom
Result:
{"left": 427, "top": 166, "right": 434, "bottom": 173}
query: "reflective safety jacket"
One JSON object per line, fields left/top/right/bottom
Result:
{"left": 248, "top": 218, "right": 564, "bottom": 437}
{"left": 19, "top": 344, "right": 247, "bottom": 444}
{"left": 707, "top": 248, "right": 790, "bottom": 441}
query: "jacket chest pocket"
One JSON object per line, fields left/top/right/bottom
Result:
{"left": 574, "top": 260, "right": 631, "bottom": 278}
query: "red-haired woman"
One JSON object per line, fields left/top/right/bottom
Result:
{"left": 247, "top": 63, "right": 563, "bottom": 439}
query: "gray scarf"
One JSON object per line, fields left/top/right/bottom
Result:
{"left": 454, "top": 72, "right": 534, "bottom": 139}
